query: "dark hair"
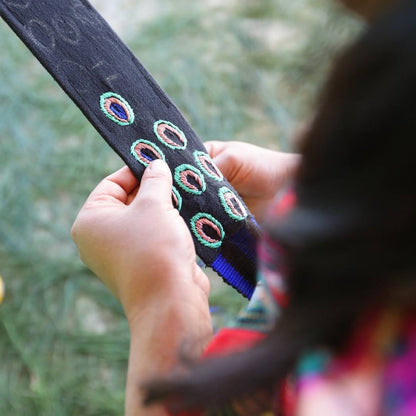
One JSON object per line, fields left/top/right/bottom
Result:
{"left": 144, "top": 0, "right": 416, "bottom": 412}
{"left": 339, "top": 0, "right": 397, "bottom": 19}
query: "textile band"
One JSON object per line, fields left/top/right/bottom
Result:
{"left": 0, "top": 0, "right": 258, "bottom": 298}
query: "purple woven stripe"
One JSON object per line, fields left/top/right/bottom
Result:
{"left": 212, "top": 254, "right": 255, "bottom": 299}
{"left": 230, "top": 226, "right": 257, "bottom": 263}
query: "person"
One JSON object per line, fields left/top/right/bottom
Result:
{"left": 71, "top": 0, "right": 416, "bottom": 414}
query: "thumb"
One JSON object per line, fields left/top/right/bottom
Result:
{"left": 204, "top": 140, "right": 224, "bottom": 159}
{"left": 135, "top": 159, "right": 173, "bottom": 207}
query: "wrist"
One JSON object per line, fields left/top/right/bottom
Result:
{"left": 126, "top": 268, "right": 213, "bottom": 373}
{"left": 121, "top": 259, "right": 210, "bottom": 323}
{"left": 124, "top": 266, "right": 212, "bottom": 416}
{"left": 125, "top": 292, "right": 212, "bottom": 414}
{"left": 129, "top": 298, "right": 212, "bottom": 361}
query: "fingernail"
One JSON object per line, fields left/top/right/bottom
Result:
{"left": 148, "top": 159, "right": 167, "bottom": 172}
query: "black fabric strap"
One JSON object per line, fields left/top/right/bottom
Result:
{"left": 0, "top": 0, "right": 259, "bottom": 298}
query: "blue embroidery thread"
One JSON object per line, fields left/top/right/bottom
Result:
{"left": 194, "top": 150, "right": 223, "bottom": 181}
{"left": 219, "top": 186, "right": 248, "bottom": 221}
{"left": 174, "top": 164, "right": 206, "bottom": 195}
{"left": 154, "top": 120, "right": 187, "bottom": 149}
{"left": 130, "top": 139, "right": 165, "bottom": 167}
{"left": 100, "top": 92, "right": 134, "bottom": 126}
{"left": 191, "top": 213, "right": 225, "bottom": 249}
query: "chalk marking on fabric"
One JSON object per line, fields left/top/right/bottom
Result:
{"left": 27, "top": 19, "right": 56, "bottom": 52}
{"left": 219, "top": 186, "right": 248, "bottom": 221}
{"left": 171, "top": 186, "right": 182, "bottom": 211}
{"left": 100, "top": 92, "right": 134, "bottom": 126}
{"left": 154, "top": 120, "right": 187, "bottom": 150}
{"left": 72, "top": 3, "right": 104, "bottom": 30}
{"left": 130, "top": 139, "right": 165, "bottom": 167}
{"left": 191, "top": 213, "right": 224, "bottom": 249}
{"left": 3, "top": 0, "right": 32, "bottom": 9}
{"left": 52, "top": 15, "right": 81, "bottom": 45}
{"left": 194, "top": 151, "right": 223, "bottom": 181}
{"left": 174, "top": 164, "right": 206, "bottom": 195}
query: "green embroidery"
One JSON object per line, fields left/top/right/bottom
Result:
{"left": 100, "top": 92, "right": 134, "bottom": 126}
{"left": 219, "top": 186, "right": 247, "bottom": 221}
{"left": 194, "top": 150, "right": 223, "bottom": 181}
{"left": 171, "top": 186, "right": 182, "bottom": 211}
{"left": 174, "top": 164, "right": 206, "bottom": 195}
{"left": 190, "top": 213, "right": 225, "bottom": 249}
{"left": 154, "top": 120, "right": 187, "bottom": 149}
{"left": 130, "top": 139, "right": 165, "bottom": 167}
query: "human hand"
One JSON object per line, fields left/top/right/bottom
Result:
{"left": 71, "top": 161, "right": 210, "bottom": 325}
{"left": 72, "top": 161, "right": 212, "bottom": 416}
{"left": 205, "top": 141, "right": 300, "bottom": 222}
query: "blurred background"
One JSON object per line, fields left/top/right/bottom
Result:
{"left": 0, "top": 1, "right": 361, "bottom": 414}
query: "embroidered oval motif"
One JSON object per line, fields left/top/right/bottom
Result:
{"left": 27, "top": 19, "right": 56, "bottom": 52}
{"left": 100, "top": 92, "right": 134, "bottom": 126}
{"left": 73, "top": 3, "right": 104, "bottom": 29}
{"left": 52, "top": 16, "right": 80, "bottom": 45}
{"left": 171, "top": 186, "right": 182, "bottom": 211}
{"left": 4, "top": 0, "right": 32, "bottom": 9}
{"left": 219, "top": 187, "right": 248, "bottom": 221}
{"left": 174, "top": 164, "right": 206, "bottom": 195}
{"left": 191, "top": 213, "right": 225, "bottom": 249}
{"left": 194, "top": 151, "right": 223, "bottom": 181}
{"left": 131, "top": 139, "right": 165, "bottom": 167}
{"left": 154, "top": 120, "right": 187, "bottom": 150}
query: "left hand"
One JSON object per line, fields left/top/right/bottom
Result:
{"left": 71, "top": 161, "right": 210, "bottom": 325}
{"left": 72, "top": 161, "right": 213, "bottom": 415}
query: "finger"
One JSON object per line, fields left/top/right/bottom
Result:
{"left": 203, "top": 141, "right": 236, "bottom": 178}
{"left": 105, "top": 166, "right": 140, "bottom": 194}
{"left": 87, "top": 166, "right": 139, "bottom": 205}
{"left": 203, "top": 140, "right": 226, "bottom": 158}
{"left": 203, "top": 142, "right": 237, "bottom": 180}
{"left": 133, "top": 159, "right": 173, "bottom": 207}
{"left": 126, "top": 187, "right": 139, "bottom": 205}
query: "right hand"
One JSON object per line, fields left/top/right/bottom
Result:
{"left": 205, "top": 141, "right": 300, "bottom": 222}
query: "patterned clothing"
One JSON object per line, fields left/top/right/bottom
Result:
{"left": 182, "top": 190, "right": 416, "bottom": 416}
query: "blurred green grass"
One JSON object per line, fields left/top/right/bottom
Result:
{"left": 0, "top": 0, "right": 360, "bottom": 414}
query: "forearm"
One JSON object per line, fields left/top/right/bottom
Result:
{"left": 125, "top": 288, "right": 213, "bottom": 415}
{"left": 71, "top": 162, "right": 213, "bottom": 415}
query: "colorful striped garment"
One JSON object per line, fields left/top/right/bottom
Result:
{"left": 181, "top": 191, "right": 416, "bottom": 415}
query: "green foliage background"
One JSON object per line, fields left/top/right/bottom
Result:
{"left": 0, "top": 1, "right": 360, "bottom": 414}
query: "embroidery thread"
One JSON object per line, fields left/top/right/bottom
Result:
{"left": 194, "top": 151, "right": 223, "bottom": 181}
{"left": 154, "top": 120, "right": 187, "bottom": 149}
{"left": 130, "top": 139, "right": 165, "bottom": 167}
{"left": 219, "top": 186, "right": 248, "bottom": 221}
{"left": 174, "top": 164, "right": 206, "bottom": 195}
{"left": 100, "top": 92, "right": 134, "bottom": 126}
{"left": 171, "top": 186, "right": 182, "bottom": 211}
{"left": 191, "top": 213, "right": 225, "bottom": 249}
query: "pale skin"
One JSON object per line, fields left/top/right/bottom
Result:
{"left": 205, "top": 141, "right": 300, "bottom": 223}
{"left": 71, "top": 141, "right": 299, "bottom": 415}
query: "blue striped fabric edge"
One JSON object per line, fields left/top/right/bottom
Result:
{"left": 229, "top": 226, "right": 257, "bottom": 263}
{"left": 212, "top": 254, "right": 255, "bottom": 299}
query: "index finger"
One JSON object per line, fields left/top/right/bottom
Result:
{"left": 204, "top": 140, "right": 226, "bottom": 158}
{"left": 86, "top": 166, "right": 140, "bottom": 206}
